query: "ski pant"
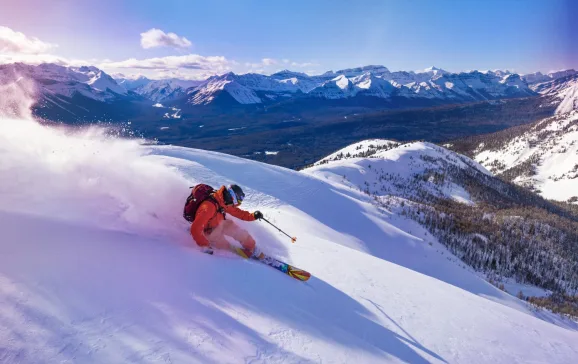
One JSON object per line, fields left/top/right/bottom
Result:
{"left": 206, "top": 219, "right": 256, "bottom": 251}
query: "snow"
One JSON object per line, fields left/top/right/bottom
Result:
{"left": 152, "top": 103, "right": 164, "bottom": 108}
{"left": 265, "top": 151, "right": 279, "bottom": 155}
{"left": 1, "top": 104, "right": 578, "bottom": 362}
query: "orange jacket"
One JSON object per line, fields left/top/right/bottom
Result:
{"left": 190, "top": 186, "right": 255, "bottom": 247}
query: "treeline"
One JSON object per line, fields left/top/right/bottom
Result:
{"left": 314, "top": 142, "right": 401, "bottom": 166}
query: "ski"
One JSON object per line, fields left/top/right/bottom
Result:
{"left": 233, "top": 247, "right": 311, "bottom": 281}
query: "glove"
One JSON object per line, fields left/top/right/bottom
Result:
{"left": 253, "top": 211, "right": 263, "bottom": 220}
{"left": 201, "top": 246, "right": 214, "bottom": 255}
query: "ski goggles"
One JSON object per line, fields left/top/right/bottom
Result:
{"left": 227, "top": 187, "right": 243, "bottom": 205}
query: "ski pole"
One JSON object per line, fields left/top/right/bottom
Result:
{"left": 261, "top": 217, "right": 297, "bottom": 243}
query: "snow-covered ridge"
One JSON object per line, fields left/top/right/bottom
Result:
{"left": 307, "top": 140, "right": 490, "bottom": 205}
{"left": 531, "top": 74, "right": 578, "bottom": 114}
{"left": 472, "top": 111, "right": 578, "bottom": 202}
{"left": 314, "top": 139, "right": 401, "bottom": 164}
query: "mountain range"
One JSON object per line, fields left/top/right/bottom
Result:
{"left": 2, "top": 62, "right": 577, "bottom": 123}
{"left": 185, "top": 65, "right": 540, "bottom": 106}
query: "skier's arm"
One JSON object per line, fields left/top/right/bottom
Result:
{"left": 190, "top": 202, "right": 216, "bottom": 247}
{"left": 225, "top": 205, "right": 256, "bottom": 222}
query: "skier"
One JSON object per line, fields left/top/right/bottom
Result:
{"left": 185, "top": 184, "right": 264, "bottom": 257}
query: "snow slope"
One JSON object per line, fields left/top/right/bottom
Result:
{"left": 473, "top": 111, "right": 578, "bottom": 202}
{"left": 1, "top": 111, "right": 578, "bottom": 362}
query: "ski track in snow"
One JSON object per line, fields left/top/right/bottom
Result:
{"left": 1, "top": 117, "right": 578, "bottom": 363}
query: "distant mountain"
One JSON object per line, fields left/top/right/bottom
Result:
{"left": 523, "top": 69, "right": 577, "bottom": 85}
{"left": 132, "top": 79, "right": 202, "bottom": 102}
{"left": 4, "top": 62, "right": 576, "bottom": 124}
{"left": 116, "top": 75, "right": 152, "bottom": 91}
{"left": 114, "top": 76, "right": 203, "bottom": 102}
{"left": 185, "top": 66, "right": 536, "bottom": 107}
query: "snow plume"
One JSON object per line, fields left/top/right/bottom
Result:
{"left": 0, "top": 75, "right": 36, "bottom": 119}
{"left": 0, "top": 80, "right": 190, "bottom": 240}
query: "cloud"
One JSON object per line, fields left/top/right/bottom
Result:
{"left": 100, "top": 54, "right": 230, "bottom": 71}
{"left": 140, "top": 28, "right": 192, "bottom": 49}
{"left": 0, "top": 26, "right": 57, "bottom": 54}
{"left": 262, "top": 58, "right": 277, "bottom": 66}
{"left": 291, "top": 61, "right": 317, "bottom": 68}
{"left": 98, "top": 54, "right": 232, "bottom": 80}
{"left": 0, "top": 53, "right": 71, "bottom": 66}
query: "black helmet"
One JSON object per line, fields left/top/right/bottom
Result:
{"left": 225, "top": 184, "right": 245, "bottom": 206}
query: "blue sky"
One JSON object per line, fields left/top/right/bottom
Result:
{"left": 0, "top": 0, "right": 576, "bottom": 79}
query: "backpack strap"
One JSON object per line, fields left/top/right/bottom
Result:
{"left": 207, "top": 195, "right": 226, "bottom": 220}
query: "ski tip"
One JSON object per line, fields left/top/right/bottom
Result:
{"left": 288, "top": 268, "right": 311, "bottom": 281}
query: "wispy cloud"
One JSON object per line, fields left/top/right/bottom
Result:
{"left": 0, "top": 26, "right": 57, "bottom": 54}
{"left": 100, "top": 54, "right": 229, "bottom": 71}
{"left": 262, "top": 58, "right": 277, "bottom": 66}
{"left": 140, "top": 28, "right": 192, "bottom": 49}
{"left": 242, "top": 58, "right": 320, "bottom": 75}
{"left": 99, "top": 54, "right": 232, "bottom": 79}
{"left": 291, "top": 61, "right": 317, "bottom": 68}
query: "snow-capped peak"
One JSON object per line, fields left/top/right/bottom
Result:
{"left": 419, "top": 66, "right": 448, "bottom": 75}
{"left": 132, "top": 78, "right": 202, "bottom": 102}
{"left": 333, "top": 74, "right": 351, "bottom": 90}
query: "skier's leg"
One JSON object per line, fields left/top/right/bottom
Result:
{"left": 206, "top": 223, "right": 232, "bottom": 250}
{"left": 222, "top": 220, "right": 256, "bottom": 252}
